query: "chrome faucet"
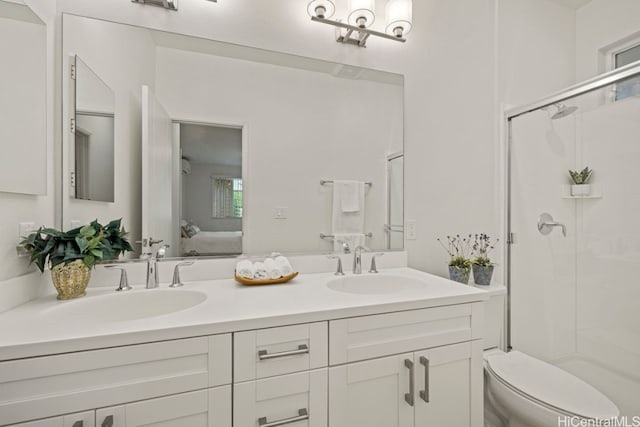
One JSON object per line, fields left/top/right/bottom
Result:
{"left": 143, "top": 241, "right": 169, "bottom": 289}
{"left": 353, "top": 245, "right": 369, "bottom": 274}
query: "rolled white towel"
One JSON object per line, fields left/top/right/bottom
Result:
{"left": 253, "top": 262, "right": 269, "bottom": 279}
{"left": 264, "top": 258, "right": 283, "bottom": 279}
{"left": 236, "top": 260, "right": 255, "bottom": 279}
{"left": 274, "top": 256, "right": 294, "bottom": 276}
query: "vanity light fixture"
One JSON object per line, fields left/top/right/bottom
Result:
{"left": 308, "top": 0, "right": 412, "bottom": 47}
{"left": 131, "top": 0, "right": 178, "bottom": 11}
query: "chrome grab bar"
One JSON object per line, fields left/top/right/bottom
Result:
{"left": 258, "top": 408, "right": 309, "bottom": 427}
{"left": 419, "top": 356, "right": 430, "bottom": 403}
{"left": 404, "top": 358, "right": 415, "bottom": 406}
{"left": 258, "top": 344, "right": 309, "bottom": 361}
{"left": 538, "top": 213, "right": 567, "bottom": 237}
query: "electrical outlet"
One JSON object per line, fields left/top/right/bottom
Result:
{"left": 17, "top": 222, "right": 36, "bottom": 257}
{"left": 274, "top": 207, "right": 288, "bottom": 220}
{"left": 406, "top": 220, "right": 417, "bottom": 240}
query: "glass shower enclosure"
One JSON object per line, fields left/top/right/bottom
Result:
{"left": 505, "top": 62, "right": 640, "bottom": 418}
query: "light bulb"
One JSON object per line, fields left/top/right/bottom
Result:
{"left": 348, "top": 0, "right": 375, "bottom": 28}
{"left": 307, "top": 0, "right": 335, "bottom": 19}
{"left": 385, "top": 0, "right": 412, "bottom": 37}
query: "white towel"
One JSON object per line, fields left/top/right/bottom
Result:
{"left": 253, "top": 262, "right": 269, "bottom": 279}
{"left": 264, "top": 258, "right": 283, "bottom": 279}
{"left": 337, "top": 181, "right": 363, "bottom": 213}
{"left": 332, "top": 181, "right": 365, "bottom": 234}
{"left": 236, "top": 260, "right": 255, "bottom": 279}
{"left": 333, "top": 233, "right": 366, "bottom": 253}
{"left": 274, "top": 256, "right": 294, "bottom": 276}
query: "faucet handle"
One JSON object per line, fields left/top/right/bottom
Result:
{"left": 105, "top": 265, "right": 132, "bottom": 291}
{"left": 327, "top": 255, "right": 345, "bottom": 276}
{"left": 368, "top": 253, "right": 385, "bottom": 274}
{"left": 156, "top": 244, "right": 170, "bottom": 259}
{"left": 170, "top": 261, "right": 194, "bottom": 288}
{"left": 336, "top": 239, "right": 351, "bottom": 254}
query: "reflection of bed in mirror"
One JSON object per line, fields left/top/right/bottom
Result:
{"left": 181, "top": 231, "right": 243, "bottom": 256}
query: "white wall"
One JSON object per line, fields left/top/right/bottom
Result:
{"left": 576, "top": 0, "right": 640, "bottom": 81}
{"left": 183, "top": 163, "right": 242, "bottom": 232}
{"left": 62, "top": 13, "right": 157, "bottom": 254}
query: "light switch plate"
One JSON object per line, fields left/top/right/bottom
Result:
{"left": 406, "top": 220, "right": 417, "bottom": 240}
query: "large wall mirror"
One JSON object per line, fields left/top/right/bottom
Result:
{"left": 62, "top": 14, "right": 404, "bottom": 259}
{"left": 0, "top": 0, "right": 46, "bottom": 195}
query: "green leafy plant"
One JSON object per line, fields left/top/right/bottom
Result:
{"left": 20, "top": 219, "right": 133, "bottom": 272}
{"left": 472, "top": 233, "right": 498, "bottom": 267}
{"left": 569, "top": 167, "right": 592, "bottom": 185}
{"left": 449, "top": 256, "right": 472, "bottom": 269}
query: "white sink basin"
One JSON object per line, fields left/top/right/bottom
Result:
{"left": 326, "top": 274, "right": 428, "bottom": 294}
{"left": 45, "top": 289, "right": 207, "bottom": 322}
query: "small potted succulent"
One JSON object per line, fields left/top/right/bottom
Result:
{"left": 20, "top": 219, "right": 133, "bottom": 300}
{"left": 437, "top": 234, "right": 474, "bottom": 284}
{"left": 569, "top": 166, "right": 593, "bottom": 196}
{"left": 471, "top": 233, "right": 498, "bottom": 286}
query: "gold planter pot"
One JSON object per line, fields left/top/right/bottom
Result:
{"left": 50, "top": 260, "right": 91, "bottom": 300}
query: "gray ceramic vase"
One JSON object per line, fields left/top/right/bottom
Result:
{"left": 472, "top": 265, "right": 494, "bottom": 286}
{"left": 448, "top": 266, "right": 470, "bottom": 284}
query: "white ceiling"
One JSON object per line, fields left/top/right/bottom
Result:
{"left": 180, "top": 124, "right": 242, "bottom": 167}
{"left": 547, "top": 0, "right": 592, "bottom": 10}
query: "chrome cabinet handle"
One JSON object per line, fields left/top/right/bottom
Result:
{"left": 419, "top": 356, "right": 430, "bottom": 403}
{"left": 258, "top": 344, "right": 309, "bottom": 360}
{"left": 404, "top": 358, "right": 415, "bottom": 406}
{"left": 72, "top": 422, "right": 83, "bottom": 427}
{"left": 101, "top": 415, "right": 114, "bottom": 427}
{"left": 258, "top": 408, "right": 308, "bottom": 427}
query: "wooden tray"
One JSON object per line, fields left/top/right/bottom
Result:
{"left": 234, "top": 271, "right": 299, "bottom": 286}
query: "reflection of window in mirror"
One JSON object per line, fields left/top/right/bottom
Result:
{"left": 212, "top": 177, "right": 243, "bottom": 218}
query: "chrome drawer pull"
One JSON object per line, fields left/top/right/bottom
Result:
{"left": 258, "top": 344, "right": 309, "bottom": 360}
{"left": 419, "top": 356, "right": 430, "bottom": 403}
{"left": 258, "top": 408, "right": 309, "bottom": 427}
{"left": 404, "top": 358, "right": 415, "bottom": 406}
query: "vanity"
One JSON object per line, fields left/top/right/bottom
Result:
{"left": 0, "top": 263, "right": 487, "bottom": 427}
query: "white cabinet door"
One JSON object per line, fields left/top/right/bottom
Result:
{"left": 124, "top": 387, "right": 231, "bottom": 427}
{"left": 414, "top": 341, "right": 483, "bottom": 427}
{"left": 9, "top": 417, "right": 63, "bottom": 427}
{"left": 329, "top": 353, "right": 413, "bottom": 427}
{"left": 234, "top": 369, "right": 327, "bottom": 427}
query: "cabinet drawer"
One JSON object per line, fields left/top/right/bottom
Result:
{"left": 234, "top": 369, "right": 327, "bottom": 427}
{"left": 234, "top": 323, "right": 328, "bottom": 382}
{"left": 329, "top": 303, "right": 483, "bottom": 365}
{"left": 0, "top": 334, "right": 232, "bottom": 426}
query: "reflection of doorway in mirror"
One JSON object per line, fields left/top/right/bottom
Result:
{"left": 386, "top": 154, "right": 404, "bottom": 250}
{"left": 175, "top": 122, "right": 244, "bottom": 257}
{"left": 74, "top": 129, "right": 90, "bottom": 200}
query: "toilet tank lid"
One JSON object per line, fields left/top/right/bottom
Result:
{"left": 487, "top": 351, "right": 619, "bottom": 420}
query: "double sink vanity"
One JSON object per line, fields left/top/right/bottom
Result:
{"left": 0, "top": 254, "right": 488, "bottom": 427}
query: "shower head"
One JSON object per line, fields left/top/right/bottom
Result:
{"left": 550, "top": 103, "right": 578, "bottom": 120}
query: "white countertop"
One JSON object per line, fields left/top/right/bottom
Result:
{"left": 0, "top": 268, "right": 490, "bottom": 361}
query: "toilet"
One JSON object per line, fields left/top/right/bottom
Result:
{"left": 482, "top": 293, "right": 619, "bottom": 427}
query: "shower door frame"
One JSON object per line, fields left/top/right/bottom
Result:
{"left": 502, "top": 60, "right": 640, "bottom": 351}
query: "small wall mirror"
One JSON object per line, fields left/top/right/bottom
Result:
{"left": 0, "top": 1, "right": 46, "bottom": 195}
{"left": 71, "top": 55, "right": 115, "bottom": 202}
